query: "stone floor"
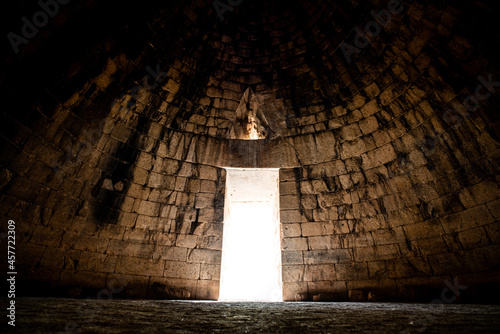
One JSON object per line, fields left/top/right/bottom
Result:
{"left": 5, "top": 298, "right": 500, "bottom": 333}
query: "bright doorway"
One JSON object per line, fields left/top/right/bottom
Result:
{"left": 218, "top": 168, "right": 283, "bottom": 302}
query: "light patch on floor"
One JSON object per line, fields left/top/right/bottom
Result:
{"left": 219, "top": 168, "right": 282, "bottom": 302}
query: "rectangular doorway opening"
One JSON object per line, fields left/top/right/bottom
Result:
{"left": 219, "top": 168, "right": 282, "bottom": 302}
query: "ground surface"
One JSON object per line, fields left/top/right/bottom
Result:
{"left": 4, "top": 298, "right": 500, "bottom": 333}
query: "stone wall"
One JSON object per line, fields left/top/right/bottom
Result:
{"left": 0, "top": 0, "right": 499, "bottom": 301}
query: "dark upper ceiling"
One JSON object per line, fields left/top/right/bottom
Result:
{"left": 1, "top": 0, "right": 499, "bottom": 140}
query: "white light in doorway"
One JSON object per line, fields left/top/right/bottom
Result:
{"left": 219, "top": 168, "right": 283, "bottom": 302}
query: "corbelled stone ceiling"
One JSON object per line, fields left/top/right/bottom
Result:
{"left": 0, "top": 0, "right": 499, "bottom": 302}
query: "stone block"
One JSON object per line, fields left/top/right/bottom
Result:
{"left": 123, "top": 228, "right": 149, "bottom": 242}
{"left": 187, "top": 249, "right": 221, "bottom": 264}
{"left": 371, "top": 227, "right": 406, "bottom": 245}
{"left": 308, "top": 280, "right": 347, "bottom": 297}
{"left": 176, "top": 234, "right": 198, "bottom": 248}
{"left": 360, "top": 99, "right": 381, "bottom": 118}
{"left": 197, "top": 235, "right": 222, "bottom": 250}
{"left": 116, "top": 256, "right": 164, "bottom": 276}
{"left": 368, "top": 261, "right": 387, "bottom": 279}
{"left": 199, "top": 165, "right": 218, "bottom": 180}
{"left": 301, "top": 222, "right": 332, "bottom": 237}
{"left": 157, "top": 246, "right": 187, "bottom": 262}
{"left": 106, "top": 240, "right": 154, "bottom": 258}
{"left": 282, "top": 237, "right": 308, "bottom": 251}
{"left": 136, "top": 201, "right": 160, "bottom": 217}
{"left": 282, "top": 223, "right": 302, "bottom": 237}
{"left": 386, "top": 257, "right": 432, "bottom": 278}
{"left": 77, "top": 252, "right": 118, "bottom": 273}
{"left": 301, "top": 195, "right": 318, "bottom": 209}
{"left": 440, "top": 205, "right": 494, "bottom": 234}
{"left": 382, "top": 194, "right": 405, "bottom": 212}
{"left": 353, "top": 244, "right": 399, "bottom": 262}
{"left": 280, "top": 209, "right": 306, "bottom": 223}
{"left": 282, "top": 251, "right": 304, "bottom": 265}
{"left": 280, "top": 195, "right": 300, "bottom": 210}
{"left": 403, "top": 220, "right": 444, "bottom": 241}
{"left": 280, "top": 181, "right": 298, "bottom": 195}
{"left": 200, "top": 180, "right": 216, "bottom": 193}
{"left": 164, "top": 261, "right": 200, "bottom": 279}
{"left": 73, "top": 235, "right": 109, "bottom": 253}
{"left": 283, "top": 265, "right": 305, "bottom": 282}
{"left": 341, "top": 138, "right": 367, "bottom": 159}
{"left": 458, "top": 227, "right": 490, "bottom": 250}
{"left": 341, "top": 233, "right": 374, "bottom": 248}
{"left": 135, "top": 216, "right": 159, "bottom": 230}
{"left": 195, "top": 193, "right": 215, "bottom": 208}
{"left": 200, "top": 264, "right": 221, "bottom": 280}
{"left": 332, "top": 220, "right": 351, "bottom": 234}
{"left": 359, "top": 116, "right": 379, "bottom": 135}
{"left": 307, "top": 236, "right": 334, "bottom": 250}
{"left": 335, "top": 262, "right": 369, "bottom": 281}
{"left": 485, "top": 222, "right": 500, "bottom": 244}
{"left": 304, "top": 264, "right": 336, "bottom": 281}
{"left": 303, "top": 249, "right": 351, "bottom": 265}
{"left": 282, "top": 282, "right": 308, "bottom": 301}
{"left": 412, "top": 237, "right": 448, "bottom": 256}
{"left": 340, "top": 123, "right": 362, "bottom": 141}
{"left": 318, "top": 192, "right": 350, "bottom": 208}
{"left": 468, "top": 180, "right": 499, "bottom": 205}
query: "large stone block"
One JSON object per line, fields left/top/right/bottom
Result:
{"left": 304, "top": 264, "right": 336, "bottom": 281}
{"left": 301, "top": 222, "right": 332, "bottom": 237}
{"left": 282, "top": 237, "right": 308, "bottom": 251}
{"left": 335, "top": 262, "right": 369, "bottom": 281}
{"left": 282, "top": 251, "right": 304, "bottom": 265}
{"left": 116, "top": 256, "right": 164, "bottom": 276}
{"left": 458, "top": 226, "right": 490, "bottom": 250}
{"left": 371, "top": 227, "right": 406, "bottom": 245}
{"left": 176, "top": 234, "right": 198, "bottom": 248}
{"left": 440, "top": 205, "right": 494, "bottom": 234}
{"left": 73, "top": 235, "right": 109, "bottom": 253}
{"left": 280, "top": 195, "right": 300, "bottom": 210}
{"left": 195, "top": 193, "right": 215, "bottom": 208}
{"left": 412, "top": 237, "right": 448, "bottom": 256}
{"left": 77, "top": 252, "right": 118, "bottom": 273}
{"left": 280, "top": 209, "right": 307, "bottom": 223}
{"left": 187, "top": 249, "right": 221, "bottom": 264}
{"left": 200, "top": 264, "right": 221, "bottom": 280}
{"left": 164, "top": 261, "right": 200, "bottom": 279}
{"left": 403, "top": 220, "right": 444, "bottom": 241}
{"left": 282, "top": 282, "right": 308, "bottom": 301}
{"left": 282, "top": 265, "right": 305, "bottom": 282}
{"left": 106, "top": 240, "right": 155, "bottom": 258}
{"left": 300, "top": 194, "right": 318, "bottom": 209}
{"left": 282, "top": 223, "right": 302, "bottom": 237}
{"left": 341, "top": 138, "right": 367, "bottom": 159}
{"left": 303, "top": 249, "right": 351, "bottom": 264}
